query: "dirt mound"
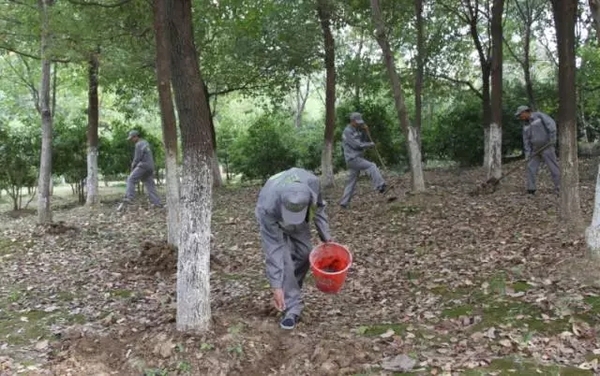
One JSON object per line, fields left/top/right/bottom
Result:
{"left": 127, "top": 240, "right": 177, "bottom": 275}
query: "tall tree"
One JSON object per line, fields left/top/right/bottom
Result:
{"left": 317, "top": 0, "right": 336, "bottom": 188}
{"left": 551, "top": 0, "right": 582, "bottom": 223}
{"left": 414, "top": 0, "right": 424, "bottom": 149}
{"left": 487, "top": 0, "right": 504, "bottom": 180}
{"left": 503, "top": 0, "right": 547, "bottom": 110}
{"left": 589, "top": 0, "right": 600, "bottom": 42}
{"left": 167, "top": 0, "right": 213, "bottom": 332}
{"left": 37, "top": 0, "right": 54, "bottom": 224}
{"left": 370, "top": 0, "right": 425, "bottom": 192}
{"left": 85, "top": 48, "right": 100, "bottom": 206}
{"left": 153, "top": 0, "right": 180, "bottom": 247}
{"left": 440, "top": 0, "right": 492, "bottom": 168}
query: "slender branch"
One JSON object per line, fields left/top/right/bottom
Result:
{"left": 207, "top": 82, "right": 271, "bottom": 97}
{"left": 0, "top": 44, "right": 70, "bottom": 63}
{"left": 66, "top": 0, "right": 132, "bottom": 7}
{"left": 430, "top": 73, "right": 484, "bottom": 99}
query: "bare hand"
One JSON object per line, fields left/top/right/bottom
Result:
{"left": 272, "top": 288, "right": 285, "bottom": 312}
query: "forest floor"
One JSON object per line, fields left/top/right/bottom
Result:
{"left": 2, "top": 158, "right": 600, "bottom": 375}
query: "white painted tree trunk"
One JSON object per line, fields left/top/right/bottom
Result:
{"left": 407, "top": 126, "right": 425, "bottom": 191}
{"left": 486, "top": 123, "right": 502, "bottom": 180}
{"left": 320, "top": 139, "right": 335, "bottom": 188}
{"left": 586, "top": 165, "right": 600, "bottom": 259}
{"left": 85, "top": 147, "right": 99, "bottom": 205}
{"left": 165, "top": 150, "right": 180, "bottom": 247}
{"left": 176, "top": 153, "right": 212, "bottom": 332}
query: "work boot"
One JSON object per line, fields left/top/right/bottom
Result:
{"left": 378, "top": 184, "right": 387, "bottom": 194}
{"left": 527, "top": 190, "right": 536, "bottom": 195}
{"left": 280, "top": 313, "right": 300, "bottom": 330}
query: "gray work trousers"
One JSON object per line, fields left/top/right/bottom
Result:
{"left": 339, "top": 157, "right": 385, "bottom": 206}
{"left": 526, "top": 146, "right": 560, "bottom": 192}
{"left": 265, "top": 223, "right": 313, "bottom": 317}
{"left": 125, "top": 167, "right": 162, "bottom": 206}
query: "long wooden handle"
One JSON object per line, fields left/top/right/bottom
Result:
{"left": 363, "top": 126, "right": 387, "bottom": 170}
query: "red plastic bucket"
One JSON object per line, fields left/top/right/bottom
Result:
{"left": 309, "top": 242, "right": 353, "bottom": 294}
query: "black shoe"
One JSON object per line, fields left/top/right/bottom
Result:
{"left": 340, "top": 204, "right": 348, "bottom": 209}
{"left": 280, "top": 314, "right": 300, "bottom": 330}
{"left": 527, "top": 190, "right": 536, "bottom": 195}
{"left": 379, "top": 184, "right": 387, "bottom": 194}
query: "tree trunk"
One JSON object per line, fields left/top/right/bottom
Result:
{"left": 168, "top": 0, "right": 213, "bottom": 333}
{"left": 86, "top": 49, "right": 100, "bottom": 206}
{"left": 551, "top": 0, "right": 582, "bottom": 223}
{"left": 370, "top": 0, "right": 425, "bottom": 192}
{"left": 481, "top": 72, "right": 491, "bottom": 168}
{"left": 204, "top": 83, "right": 222, "bottom": 188}
{"left": 523, "top": 22, "right": 536, "bottom": 109}
{"left": 414, "top": 0, "right": 424, "bottom": 149}
{"left": 589, "top": 0, "right": 600, "bottom": 43}
{"left": 487, "top": 0, "right": 504, "bottom": 180}
{"left": 317, "top": 0, "right": 336, "bottom": 188}
{"left": 585, "top": 165, "right": 600, "bottom": 258}
{"left": 293, "top": 79, "right": 310, "bottom": 128}
{"left": 37, "top": 0, "right": 53, "bottom": 224}
{"left": 154, "top": 0, "right": 180, "bottom": 247}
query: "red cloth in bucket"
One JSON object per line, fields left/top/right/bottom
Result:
{"left": 309, "top": 242, "right": 352, "bottom": 294}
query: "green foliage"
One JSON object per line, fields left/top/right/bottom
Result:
{"left": 98, "top": 121, "right": 134, "bottom": 179}
{"left": 53, "top": 114, "right": 87, "bottom": 185}
{"left": 0, "top": 124, "right": 40, "bottom": 210}
{"left": 422, "top": 95, "right": 484, "bottom": 166}
{"left": 295, "top": 123, "right": 324, "bottom": 172}
{"left": 229, "top": 113, "right": 299, "bottom": 181}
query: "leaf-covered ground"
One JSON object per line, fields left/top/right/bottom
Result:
{"left": 2, "top": 159, "right": 600, "bottom": 375}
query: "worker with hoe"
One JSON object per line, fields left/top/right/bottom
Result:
{"left": 255, "top": 167, "right": 333, "bottom": 330}
{"left": 339, "top": 112, "right": 388, "bottom": 208}
{"left": 515, "top": 105, "right": 560, "bottom": 195}
{"left": 117, "top": 130, "right": 163, "bottom": 211}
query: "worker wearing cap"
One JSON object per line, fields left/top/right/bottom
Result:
{"left": 255, "top": 167, "right": 333, "bottom": 330}
{"left": 339, "top": 112, "right": 387, "bottom": 208}
{"left": 515, "top": 105, "right": 560, "bottom": 195}
{"left": 118, "top": 130, "right": 162, "bottom": 210}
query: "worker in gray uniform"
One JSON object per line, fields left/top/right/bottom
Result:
{"left": 515, "top": 105, "right": 560, "bottom": 195}
{"left": 255, "top": 167, "right": 333, "bottom": 330}
{"left": 339, "top": 112, "right": 387, "bottom": 208}
{"left": 117, "top": 130, "right": 162, "bottom": 210}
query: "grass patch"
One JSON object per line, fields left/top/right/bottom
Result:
{"left": 0, "top": 237, "right": 15, "bottom": 255}
{"left": 111, "top": 289, "right": 133, "bottom": 299}
{"left": 463, "top": 356, "right": 592, "bottom": 376}
{"left": 0, "top": 304, "right": 87, "bottom": 345}
{"left": 387, "top": 203, "right": 420, "bottom": 215}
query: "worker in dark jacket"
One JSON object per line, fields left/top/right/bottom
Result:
{"left": 117, "top": 130, "right": 162, "bottom": 210}
{"left": 515, "top": 105, "right": 560, "bottom": 195}
{"left": 255, "top": 167, "right": 333, "bottom": 330}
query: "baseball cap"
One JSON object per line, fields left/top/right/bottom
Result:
{"left": 514, "top": 105, "right": 530, "bottom": 118}
{"left": 350, "top": 112, "right": 364, "bottom": 124}
{"left": 127, "top": 130, "right": 140, "bottom": 140}
{"left": 281, "top": 183, "right": 313, "bottom": 225}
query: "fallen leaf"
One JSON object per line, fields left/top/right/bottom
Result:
{"left": 381, "top": 354, "right": 417, "bottom": 372}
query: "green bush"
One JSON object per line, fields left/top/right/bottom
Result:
{"left": 0, "top": 125, "right": 40, "bottom": 210}
{"left": 229, "top": 113, "right": 299, "bottom": 181}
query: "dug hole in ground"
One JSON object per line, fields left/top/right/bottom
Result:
{"left": 2, "top": 158, "right": 600, "bottom": 375}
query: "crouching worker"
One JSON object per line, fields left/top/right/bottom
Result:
{"left": 255, "top": 167, "right": 333, "bottom": 330}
